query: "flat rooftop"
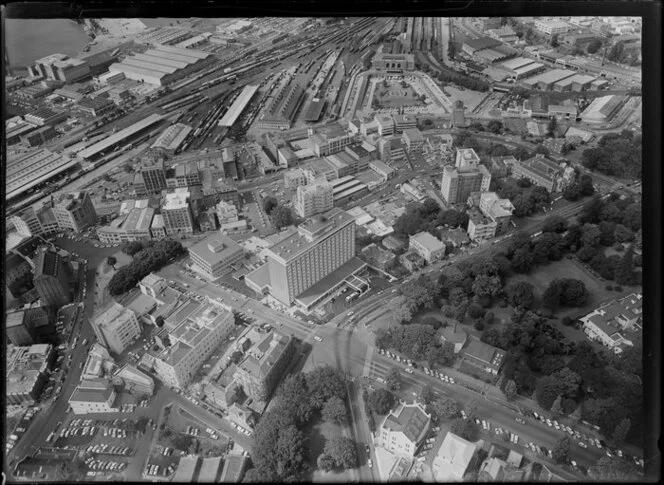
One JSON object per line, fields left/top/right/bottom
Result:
{"left": 77, "top": 113, "right": 164, "bottom": 159}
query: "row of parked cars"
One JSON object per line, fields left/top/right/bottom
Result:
{"left": 102, "top": 428, "right": 128, "bottom": 439}
{"left": 85, "top": 443, "right": 131, "bottom": 456}
{"left": 230, "top": 422, "right": 252, "bottom": 436}
{"left": 84, "top": 456, "right": 127, "bottom": 473}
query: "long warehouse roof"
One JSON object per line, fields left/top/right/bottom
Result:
{"left": 132, "top": 53, "right": 190, "bottom": 69}
{"left": 218, "top": 85, "right": 259, "bottom": 127}
{"left": 109, "top": 63, "right": 167, "bottom": 80}
{"left": 77, "top": 113, "right": 165, "bottom": 159}
{"left": 122, "top": 57, "right": 179, "bottom": 74}
{"left": 143, "top": 49, "right": 203, "bottom": 64}
{"left": 153, "top": 44, "right": 211, "bottom": 60}
{"left": 6, "top": 150, "right": 78, "bottom": 201}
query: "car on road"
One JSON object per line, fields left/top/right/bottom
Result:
{"left": 367, "top": 459, "right": 373, "bottom": 468}
{"left": 578, "top": 441, "right": 587, "bottom": 448}
{"left": 314, "top": 336, "right": 322, "bottom": 342}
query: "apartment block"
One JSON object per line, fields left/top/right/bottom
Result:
{"left": 234, "top": 331, "right": 296, "bottom": 405}
{"left": 32, "top": 247, "right": 72, "bottom": 308}
{"left": 478, "top": 192, "right": 514, "bottom": 236}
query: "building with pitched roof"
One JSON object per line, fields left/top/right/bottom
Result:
{"left": 378, "top": 402, "right": 431, "bottom": 459}
{"left": 69, "top": 377, "right": 118, "bottom": 415}
{"left": 432, "top": 432, "right": 478, "bottom": 481}
{"left": 461, "top": 337, "right": 505, "bottom": 375}
{"left": 32, "top": 247, "right": 72, "bottom": 308}
{"left": 234, "top": 330, "right": 295, "bottom": 406}
{"left": 581, "top": 293, "right": 642, "bottom": 354}
{"left": 510, "top": 154, "right": 574, "bottom": 193}
{"left": 114, "top": 364, "right": 155, "bottom": 395}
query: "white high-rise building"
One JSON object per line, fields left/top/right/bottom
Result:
{"left": 294, "top": 181, "right": 334, "bottom": 218}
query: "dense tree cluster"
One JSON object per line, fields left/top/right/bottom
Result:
{"left": 367, "top": 388, "right": 395, "bottom": 415}
{"left": 109, "top": 239, "right": 186, "bottom": 296}
{"left": 581, "top": 130, "right": 642, "bottom": 178}
{"left": 606, "top": 41, "right": 641, "bottom": 66}
{"left": 250, "top": 366, "right": 349, "bottom": 481}
{"left": 541, "top": 278, "right": 588, "bottom": 311}
{"left": 271, "top": 204, "right": 294, "bottom": 229}
{"left": 588, "top": 456, "right": 642, "bottom": 481}
{"left": 319, "top": 437, "right": 358, "bottom": 471}
{"left": 393, "top": 199, "right": 468, "bottom": 238}
{"left": 494, "top": 178, "right": 551, "bottom": 217}
{"left": 436, "top": 70, "right": 490, "bottom": 92}
{"left": 375, "top": 324, "right": 455, "bottom": 367}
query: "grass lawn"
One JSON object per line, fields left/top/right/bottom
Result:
{"left": 505, "top": 257, "right": 637, "bottom": 321}
{"left": 308, "top": 417, "right": 352, "bottom": 482}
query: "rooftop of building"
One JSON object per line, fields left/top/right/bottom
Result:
{"left": 295, "top": 257, "right": 366, "bottom": 307}
{"left": 94, "top": 301, "right": 135, "bottom": 329}
{"left": 518, "top": 153, "right": 562, "bottom": 180}
{"left": 462, "top": 337, "right": 505, "bottom": 370}
{"left": 382, "top": 402, "right": 430, "bottom": 443}
{"left": 267, "top": 208, "right": 354, "bottom": 262}
{"left": 189, "top": 234, "right": 244, "bottom": 267}
{"left": 237, "top": 331, "right": 292, "bottom": 378}
{"left": 410, "top": 231, "right": 445, "bottom": 251}
{"left": 463, "top": 36, "right": 502, "bottom": 51}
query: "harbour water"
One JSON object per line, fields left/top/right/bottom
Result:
{"left": 4, "top": 18, "right": 91, "bottom": 68}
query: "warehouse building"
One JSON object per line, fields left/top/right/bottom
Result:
{"left": 552, "top": 74, "right": 596, "bottom": 92}
{"left": 580, "top": 95, "right": 627, "bottom": 124}
{"left": 24, "top": 107, "right": 67, "bottom": 127}
{"left": 521, "top": 69, "right": 576, "bottom": 91}
{"left": 498, "top": 57, "right": 546, "bottom": 80}
{"left": 108, "top": 45, "right": 213, "bottom": 86}
{"left": 256, "top": 83, "right": 305, "bottom": 130}
{"left": 6, "top": 149, "right": 78, "bottom": 201}
{"left": 29, "top": 53, "right": 91, "bottom": 83}
{"left": 77, "top": 113, "right": 165, "bottom": 161}
{"left": 151, "top": 123, "right": 192, "bottom": 154}
{"left": 218, "top": 85, "right": 259, "bottom": 127}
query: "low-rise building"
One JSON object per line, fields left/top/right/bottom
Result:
{"left": 409, "top": 231, "right": 446, "bottom": 263}
{"left": 368, "top": 159, "right": 396, "bottom": 180}
{"left": 7, "top": 344, "right": 54, "bottom": 405}
{"left": 478, "top": 192, "right": 514, "bottom": 236}
{"left": 400, "top": 250, "right": 426, "bottom": 272}
{"left": 440, "top": 325, "right": 468, "bottom": 353}
{"left": 360, "top": 243, "right": 396, "bottom": 270}
{"left": 581, "top": 293, "right": 642, "bottom": 354}
{"left": 461, "top": 337, "right": 505, "bottom": 375}
{"left": 114, "top": 364, "right": 155, "bottom": 395}
{"left": 372, "top": 52, "right": 415, "bottom": 72}
{"left": 510, "top": 154, "right": 574, "bottom": 193}
{"left": 377, "top": 402, "right": 431, "bottom": 459}
{"left": 432, "top": 432, "right": 478, "bottom": 482}
{"left": 189, "top": 234, "right": 245, "bottom": 280}
{"left": 402, "top": 128, "right": 425, "bottom": 152}
{"left": 467, "top": 208, "right": 498, "bottom": 242}
{"left": 69, "top": 378, "right": 118, "bottom": 415}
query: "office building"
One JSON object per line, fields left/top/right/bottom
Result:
{"left": 409, "top": 232, "right": 446, "bottom": 263}
{"left": 52, "top": 191, "right": 97, "bottom": 233}
{"left": 7, "top": 344, "right": 55, "bottom": 405}
{"left": 32, "top": 247, "right": 72, "bottom": 308}
{"left": 294, "top": 181, "right": 334, "bottom": 218}
{"left": 283, "top": 168, "right": 308, "bottom": 189}
{"left": 147, "top": 300, "right": 235, "bottom": 387}
{"left": 378, "top": 402, "right": 431, "bottom": 459}
{"left": 393, "top": 114, "right": 417, "bottom": 133}
{"left": 69, "top": 378, "right": 118, "bottom": 415}
{"left": 188, "top": 234, "right": 244, "bottom": 280}
{"left": 534, "top": 18, "right": 571, "bottom": 36}
{"left": 478, "top": 192, "right": 514, "bottom": 236}
{"left": 234, "top": 331, "right": 296, "bottom": 404}
{"left": 162, "top": 189, "right": 195, "bottom": 235}
{"left": 375, "top": 114, "right": 395, "bottom": 137}
{"left": 581, "top": 293, "right": 642, "bottom": 354}
{"left": 368, "top": 159, "right": 396, "bottom": 180}
{"left": 402, "top": 128, "right": 425, "bottom": 151}
{"left": 245, "top": 208, "right": 357, "bottom": 309}
{"left": 6, "top": 306, "right": 56, "bottom": 346}
{"left": 91, "top": 302, "right": 142, "bottom": 355}
{"left": 310, "top": 122, "right": 359, "bottom": 157}
{"left": 216, "top": 200, "right": 245, "bottom": 231}
{"left": 440, "top": 149, "right": 491, "bottom": 204}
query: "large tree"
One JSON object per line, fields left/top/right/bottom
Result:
{"left": 322, "top": 396, "right": 348, "bottom": 425}
{"left": 324, "top": 437, "right": 358, "bottom": 470}
{"left": 251, "top": 409, "right": 307, "bottom": 481}
{"left": 505, "top": 281, "right": 535, "bottom": 309}
{"left": 552, "top": 436, "right": 571, "bottom": 464}
{"left": 386, "top": 367, "right": 402, "bottom": 391}
{"left": 450, "top": 418, "right": 479, "bottom": 442}
{"left": 271, "top": 205, "right": 294, "bottom": 229}
{"left": 306, "top": 366, "right": 346, "bottom": 409}
{"left": 367, "top": 388, "right": 395, "bottom": 415}
{"left": 263, "top": 196, "right": 279, "bottom": 215}
{"left": 588, "top": 456, "right": 641, "bottom": 481}
{"left": 275, "top": 373, "right": 315, "bottom": 426}
{"left": 428, "top": 397, "right": 460, "bottom": 420}
{"left": 542, "top": 215, "right": 569, "bottom": 233}
{"left": 614, "top": 244, "right": 635, "bottom": 285}
{"left": 471, "top": 274, "right": 503, "bottom": 300}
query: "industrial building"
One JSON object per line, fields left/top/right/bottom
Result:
{"left": 6, "top": 149, "right": 79, "bottom": 202}
{"left": 330, "top": 176, "right": 369, "bottom": 205}
{"left": 24, "top": 107, "right": 67, "bottom": 126}
{"left": 580, "top": 95, "right": 627, "bottom": 124}
{"left": 77, "top": 113, "right": 165, "bottom": 160}
{"left": 108, "top": 45, "right": 213, "bottom": 86}
{"left": 533, "top": 18, "right": 570, "bottom": 36}
{"left": 256, "top": 83, "right": 305, "bottom": 130}
{"left": 218, "top": 85, "right": 259, "bottom": 127}
{"left": 151, "top": 123, "right": 193, "bottom": 153}
{"left": 521, "top": 69, "right": 576, "bottom": 91}
{"left": 498, "top": 57, "right": 546, "bottom": 80}
{"left": 552, "top": 73, "right": 596, "bottom": 92}
{"left": 29, "top": 53, "right": 91, "bottom": 83}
